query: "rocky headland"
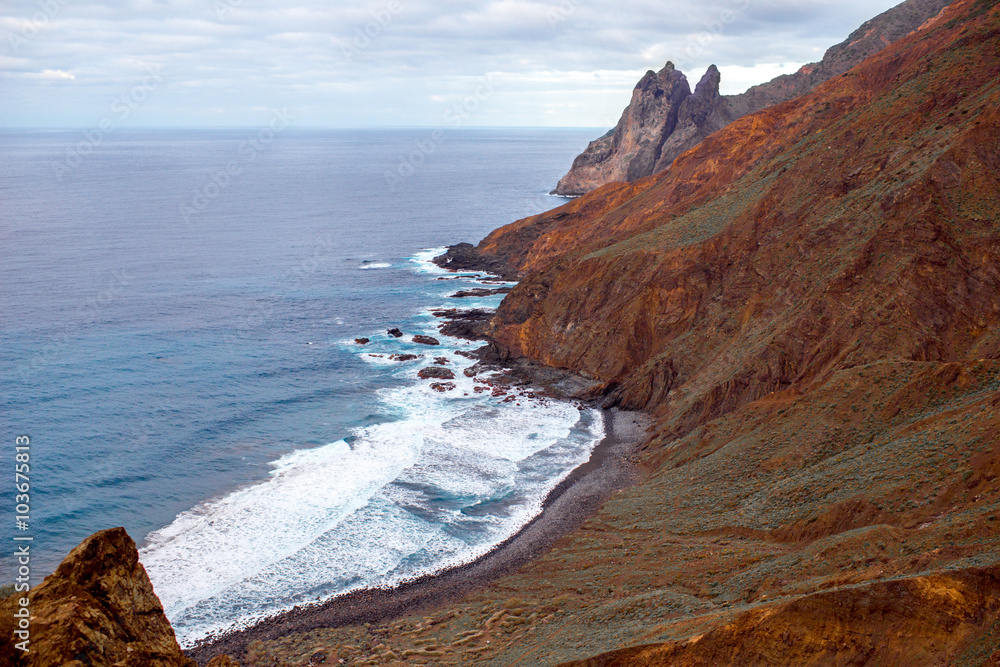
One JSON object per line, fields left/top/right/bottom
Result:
{"left": 551, "top": 0, "right": 954, "bottom": 196}
{"left": 10, "top": 0, "right": 1000, "bottom": 664}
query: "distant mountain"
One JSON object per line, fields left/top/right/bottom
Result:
{"left": 551, "top": 0, "right": 953, "bottom": 196}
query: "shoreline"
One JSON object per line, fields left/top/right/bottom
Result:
{"left": 188, "top": 407, "right": 650, "bottom": 664}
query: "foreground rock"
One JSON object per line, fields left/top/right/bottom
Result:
{"left": 552, "top": 0, "right": 952, "bottom": 195}
{"left": 0, "top": 528, "right": 236, "bottom": 667}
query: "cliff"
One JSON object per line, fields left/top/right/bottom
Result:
{"left": 0, "top": 528, "right": 236, "bottom": 667}
{"left": 551, "top": 0, "right": 953, "bottom": 196}
{"left": 360, "top": 0, "right": 1000, "bottom": 663}
{"left": 474, "top": 0, "right": 1000, "bottom": 438}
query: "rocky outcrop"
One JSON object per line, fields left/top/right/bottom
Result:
{"left": 552, "top": 0, "right": 953, "bottom": 195}
{"left": 474, "top": 0, "right": 1000, "bottom": 439}
{"left": 552, "top": 62, "right": 696, "bottom": 196}
{"left": 418, "top": 366, "right": 455, "bottom": 380}
{"left": 0, "top": 528, "right": 232, "bottom": 667}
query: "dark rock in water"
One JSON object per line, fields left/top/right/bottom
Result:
{"left": 433, "top": 308, "right": 494, "bottom": 341}
{"left": 432, "top": 243, "right": 518, "bottom": 280}
{"left": 354, "top": 337, "right": 370, "bottom": 345}
{"left": 389, "top": 353, "right": 420, "bottom": 362}
{"left": 455, "top": 350, "right": 479, "bottom": 359}
{"left": 412, "top": 335, "right": 440, "bottom": 346}
{"left": 433, "top": 357, "right": 450, "bottom": 365}
{"left": 0, "top": 527, "right": 225, "bottom": 667}
{"left": 450, "top": 287, "right": 512, "bottom": 298}
{"left": 430, "top": 382, "right": 456, "bottom": 392}
{"left": 387, "top": 328, "right": 403, "bottom": 338}
{"left": 418, "top": 367, "right": 455, "bottom": 380}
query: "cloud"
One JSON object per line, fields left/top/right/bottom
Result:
{"left": 0, "top": 0, "right": 908, "bottom": 127}
{"left": 25, "top": 68, "right": 75, "bottom": 80}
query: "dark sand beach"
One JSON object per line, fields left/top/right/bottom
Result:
{"left": 189, "top": 407, "right": 650, "bottom": 663}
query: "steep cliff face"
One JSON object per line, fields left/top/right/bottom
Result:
{"left": 551, "top": 62, "right": 696, "bottom": 196}
{"left": 481, "top": 0, "right": 1000, "bottom": 441}
{"left": 551, "top": 0, "right": 954, "bottom": 196}
{"left": 0, "top": 528, "right": 235, "bottom": 667}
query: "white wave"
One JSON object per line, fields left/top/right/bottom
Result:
{"left": 359, "top": 262, "right": 392, "bottom": 270}
{"left": 142, "top": 251, "right": 604, "bottom": 646}
{"left": 155, "top": 401, "right": 602, "bottom": 646}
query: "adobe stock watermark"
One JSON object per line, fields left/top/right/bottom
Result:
{"left": 383, "top": 73, "right": 496, "bottom": 192}
{"left": 547, "top": 0, "right": 584, "bottom": 27}
{"left": 179, "top": 108, "right": 293, "bottom": 225}
{"left": 214, "top": 0, "right": 242, "bottom": 21}
{"left": 342, "top": 0, "right": 403, "bottom": 61}
{"left": 6, "top": 0, "right": 73, "bottom": 53}
{"left": 225, "top": 234, "right": 339, "bottom": 352}
{"left": 12, "top": 435, "right": 33, "bottom": 654}
{"left": 50, "top": 64, "right": 164, "bottom": 181}
{"left": 674, "top": 0, "right": 751, "bottom": 71}
{"left": 18, "top": 270, "right": 134, "bottom": 380}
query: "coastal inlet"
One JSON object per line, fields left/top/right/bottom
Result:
{"left": 139, "top": 249, "right": 604, "bottom": 646}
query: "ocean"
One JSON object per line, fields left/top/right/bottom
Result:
{"left": 0, "top": 127, "right": 603, "bottom": 644}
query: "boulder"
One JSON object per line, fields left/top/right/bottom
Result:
{"left": 418, "top": 367, "right": 456, "bottom": 380}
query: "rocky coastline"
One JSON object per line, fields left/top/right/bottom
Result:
{"left": 9, "top": 0, "right": 1000, "bottom": 664}
{"left": 551, "top": 0, "right": 953, "bottom": 196}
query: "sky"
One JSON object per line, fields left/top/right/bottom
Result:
{"left": 0, "top": 0, "right": 906, "bottom": 128}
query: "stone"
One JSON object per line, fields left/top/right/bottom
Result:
{"left": 418, "top": 367, "right": 456, "bottom": 380}
{"left": 412, "top": 335, "right": 441, "bottom": 346}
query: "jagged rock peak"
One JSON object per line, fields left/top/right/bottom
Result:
{"left": 551, "top": 62, "right": 723, "bottom": 196}
{"left": 553, "top": 0, "right": 954, "bottom": 196}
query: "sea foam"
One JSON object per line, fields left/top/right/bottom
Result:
{"left": 140, "top": 249, "right": 604, "bottom": 646}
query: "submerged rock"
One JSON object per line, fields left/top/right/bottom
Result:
{"left": 412, "top": 335, "right": 440, "bottom": 346}
{"left": 354, "top": 337, "right": 370, "bottom": 345}
{"left": 449, "top": 287, "right": 512, "bottom": 298}
{"left": 418, "top": 367, "right": 455, "bottom": 380}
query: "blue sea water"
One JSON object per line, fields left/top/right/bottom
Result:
{"left": 0, "top": 127, "right": 602, "bottom": 644}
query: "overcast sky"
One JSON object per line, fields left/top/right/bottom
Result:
{"left": 1, "top": 0, "right": 904, "bottom": 128}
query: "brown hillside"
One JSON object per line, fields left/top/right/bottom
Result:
{"left": 480, "top": 0, "right": 1000, "bottom": 440}
{"left": 209, "top": 1, "right": 1000, "bottom": 664}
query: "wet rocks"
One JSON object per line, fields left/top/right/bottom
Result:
{"left": 387, "top": 328, "right": 403, "bottom": 338}
{"left": 433, "top": 309, "right": 494, "bottom": 341}
{"left": 449, "top": 287, "right": 512, "bottom": 298}
{"left": 431, "top": 243, "right": 518, "bottom": 280}
{"left": 430, "top": 382, "right": 457, "bottom": 392}
{"left": 418, "top": 367, "right": 455, "bottom": 380}
{"left": 354, "top": 338, "right": 370, "bottom": 345}
{"left": 412, "top": 335, "right": 440, "bottom": 346}
{"left": 433, "top": 357, "right": 450, "bottom": 365}
{"left": 389, "top": 354, "right": 421, "bottom": 362}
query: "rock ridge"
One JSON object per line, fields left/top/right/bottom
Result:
{"left": 552, "top": 0, "right": 953, "bottom": 196}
